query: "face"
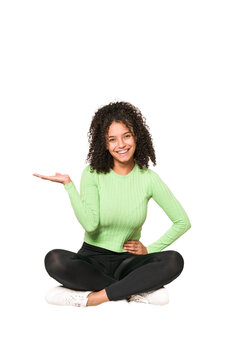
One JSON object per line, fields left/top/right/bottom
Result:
{"left": 106, "top": 121, "right": 137, "bottom": 165}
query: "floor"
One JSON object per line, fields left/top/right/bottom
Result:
{"left": 3, "top": 273, "right": 238, "bottom": 360}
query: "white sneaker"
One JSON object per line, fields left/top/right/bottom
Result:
{"left": 45, "top": 286, "right": 92, "bottom": 307}
{"left": 128, "top": 287, "right": 169, "bottom": 305}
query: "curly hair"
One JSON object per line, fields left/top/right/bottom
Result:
{"left": 85, "top": 101, "right": 157, "bottom": 174}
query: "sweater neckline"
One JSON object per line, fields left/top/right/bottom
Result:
{"left": 110, "top": 162, "right": 137, "bottom": 178}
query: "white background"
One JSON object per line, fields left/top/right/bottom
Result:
{"left": 1, "top": 0, "right": 239, "bottom": 359}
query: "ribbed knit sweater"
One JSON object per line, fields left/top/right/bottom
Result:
{"left": 64, "top": 162, "right": 191, "bottom": 254}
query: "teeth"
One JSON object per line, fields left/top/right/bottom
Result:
{"left": 117, "top": 150, "right": 129, "bottom": 154}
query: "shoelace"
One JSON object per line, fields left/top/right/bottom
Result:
{"left": 130, "top": 294, "right": 149, "bottom": 303}
{"left": 130, "top": 289, "right": 157, "bottom": 303}
{"left": 65, "top": 293, "right": 86, "bottom": 307}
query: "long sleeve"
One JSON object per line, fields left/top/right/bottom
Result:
{"left": 146, "top": 170, "right": 191, "bottom": 254}
{"left": 64, "top": 165, "right": 100, "bottom": 233}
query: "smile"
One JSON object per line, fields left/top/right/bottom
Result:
{"left": 116, "top": 149, "right": 130, "bottom": 156}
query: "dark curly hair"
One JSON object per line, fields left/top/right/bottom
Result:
{"left": 85, "top": 101, "right": 156, "bottom": 174}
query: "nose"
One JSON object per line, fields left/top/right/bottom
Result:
{"left": 117, "top": 138, "right": 127, "bottom": 148}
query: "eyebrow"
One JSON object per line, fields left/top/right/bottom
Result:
{"left": 108, "top": 131, "right": 131, "bottom": 139}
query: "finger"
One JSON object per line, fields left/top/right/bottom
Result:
{"left": 124, "top": 243, "right": 137, "bottom": 248}
{"left": 125, "top": 246, "right": 138, "bottom": 252}
{"left": 124, "top": 248, "right": 135, "bottom": 253}
{"left": 36, "top": 175, "right": 57, "bottom": 181}
{"left": 123, "top": 244, "right": 134, "bottom": 249}
{"left": 125, "top": 244, "right": 139, "bottom": 251}
{"left": 126, "top": 249, "right": 137, "bottom": 254}
{"left": 37, "top": 175, "right": 51, "bottom": 180}
{"left": 33, "top": 174, "right": 47, "bottom": 179}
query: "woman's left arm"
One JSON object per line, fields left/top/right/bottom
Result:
{"left": 146, "top": 170, "right": 191, "bottom": 254}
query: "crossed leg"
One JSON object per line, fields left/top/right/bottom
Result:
{"left": 105, "top": 250, "right": 184, "bottom": 301}
{"left": 44, "top": 249, "right": 117, "bottom": 291}
{"left": 44, "top": 248, "right": 184, "bottom": 305}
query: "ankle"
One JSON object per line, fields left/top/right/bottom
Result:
{"left": 86, "top": 289, "right": 109, "bottom": 306}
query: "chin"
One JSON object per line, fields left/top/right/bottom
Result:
{"left": 116, "top": 156, "right": 134, "bottom": 164}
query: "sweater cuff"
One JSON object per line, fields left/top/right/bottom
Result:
{"left": 146, "top": 246, "right": 154, "bottom": 254}
{"left": 64, "top": 182, "right": 74, "bottom": 191}
{"left": 146, "top": 244, "right": 163, "bottom": 254}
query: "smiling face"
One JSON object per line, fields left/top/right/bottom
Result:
{"left": 106, "top": 121, "right": 137, "bottom": 166}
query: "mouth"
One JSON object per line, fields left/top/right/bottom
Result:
{"left": 115, "top": 149, "right": 130, "bottom": 156}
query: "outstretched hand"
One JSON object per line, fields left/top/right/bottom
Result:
{"left": 123, "top": 240, "right": 148, "bottom": 255}
{"left": 32, "top": 172, "right": 71, "bottom": 185}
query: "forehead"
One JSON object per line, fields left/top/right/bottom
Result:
{"left": 108, "top": 122, "right": 131, "bottom": 134}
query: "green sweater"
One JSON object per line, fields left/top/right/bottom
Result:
{"left": 64, "top": 163, "right": 191, "bottom": 254}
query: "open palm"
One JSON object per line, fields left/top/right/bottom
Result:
{"left": 33, "top": 172, "right": 71, "bottom": 185}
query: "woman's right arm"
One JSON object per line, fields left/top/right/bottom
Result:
{"left": 64, "top": 166, "right": 100, "bottom": 233}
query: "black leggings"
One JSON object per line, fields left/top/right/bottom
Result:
{"left": 44, "top": 242, "right": 184, "bottom": 301}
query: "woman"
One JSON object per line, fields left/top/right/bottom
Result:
{"left": 33, "top": 101, "right": 191, "bottom": 307}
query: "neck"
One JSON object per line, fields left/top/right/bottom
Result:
{"left": 112, "top": 161, "right": 135, "bottom": 175}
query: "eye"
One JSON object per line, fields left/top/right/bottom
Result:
{"left": 109, "top": 134, "right": 131, "bottom": 142}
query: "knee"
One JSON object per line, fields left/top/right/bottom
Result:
{"left": 44, "top": 249, "right": 62, "bottom": 273}
{"left": 169, "top": 250, "right": 184, "bottom": 275}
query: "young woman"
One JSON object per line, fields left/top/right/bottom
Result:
{"left": 33, "top": 101, "right": 191, "bottom": 307}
